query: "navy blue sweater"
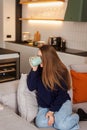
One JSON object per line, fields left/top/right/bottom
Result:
{"left": 27, "top": 66, "right": 71, "bottom": 112}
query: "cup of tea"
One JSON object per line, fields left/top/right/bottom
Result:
{"left": 29, "top": 56, "right": 42, "bottom": 67}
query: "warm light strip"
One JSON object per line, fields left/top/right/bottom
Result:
{"left": 28, "top": 2, "right": 64, "bottom": 7}
{"left": 28, "top": 20, "right": 63, "bottom": 25}
{"left": 19, "top": 18, "right": 64, "bottom": 21}
{"left": 20, "top": 0, "right": 65, "bottom": 4}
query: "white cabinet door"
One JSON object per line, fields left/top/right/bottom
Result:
{"left": 57, "top": 52, "right": 87, "bottom": 67}
{"left": 3, "top": 0, "right": 16, "bottom": 41}
{"left": 0, "top": 0, "right": 3, "bottom": 46}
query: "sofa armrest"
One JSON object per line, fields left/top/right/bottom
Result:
{"left": 0, "top": 80, "right": 19, "bottom": 113}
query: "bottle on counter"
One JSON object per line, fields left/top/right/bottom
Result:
{"left": 34, "top": 31, "right": 41, "bottom": 41}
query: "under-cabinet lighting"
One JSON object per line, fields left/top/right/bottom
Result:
{"left": 28, "top": 20, "right": 63, "bottom": 25}
{"left": 28, "top": 2, "right": 64, "bottom": 7}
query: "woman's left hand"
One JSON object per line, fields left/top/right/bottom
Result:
{"left": 46, "top": 111, "right": 55, "bottom": 126}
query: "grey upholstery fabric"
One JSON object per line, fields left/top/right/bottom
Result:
{"left": 0, "top": 80, "right": 87, "bottom": 130}
{"left": 39, "top": 121, "right": 87, "bottom": 130}
{"left": 0, "top": 106, "right": 38, "bottom": 130}
{"left": 0, "top": 106, "right": 87, "bottom": 130}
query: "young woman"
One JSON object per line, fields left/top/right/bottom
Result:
{"left": 27, "top": 45, "right": 79, "bottom": 130}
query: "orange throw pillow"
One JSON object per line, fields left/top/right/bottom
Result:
{"left": 70, "top": 70, "right": 87, "bottom": 104}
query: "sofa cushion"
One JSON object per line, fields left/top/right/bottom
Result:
{"left": 17, "top": 73, "right": 38, "bottom": 122}
{"left": 70, "top": 70, "right": 87, "bottom": 104}
{"left": 0, "top": 106, "right": 39, "bottom": 130}
{"left": 69, "top": 63, "right": 87, "bottom": 103}
{"left": 0, "top": 80, "right": 19, "bottom": 112}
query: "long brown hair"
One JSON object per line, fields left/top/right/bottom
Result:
{"left": 39, "top": 45, "right": 71, "bottom": 91}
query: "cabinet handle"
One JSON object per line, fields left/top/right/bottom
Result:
{"left": 6, "top": 17, "right": 10, "bottom": 19}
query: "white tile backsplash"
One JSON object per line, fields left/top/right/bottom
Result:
{"left": 22, "top": 5, "right": 87, "bottom": 51}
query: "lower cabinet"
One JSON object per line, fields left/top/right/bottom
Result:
{"left": 0, "top": 58, "right": 20, "bottom": 83}
{"left": 5, "top": 42, "right": 38, "bottom": 73}
{"left": 5, "top": 42, "right": 87, "bottom": 73}
{"left": 57, "top": 52, "right": 87, "bottom": 67}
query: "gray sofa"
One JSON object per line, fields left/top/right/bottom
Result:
{"left": 0, "top": 80, "right": 87, "bottom": 130}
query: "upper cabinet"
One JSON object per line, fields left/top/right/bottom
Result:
{"left": 2, "top": 0, "right": 21, "bottom": 42}
{"left": 3, "top": 0, "right": 16, "bottom": 41}
{"left": 64, "top": 0, "right": 87, "bottom": 22}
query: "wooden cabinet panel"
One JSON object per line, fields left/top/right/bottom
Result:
{"left": 64, "top": 0, "right": 87, "bottom": 22}
{"left": 20, "top": 0, "right": 30, "bottom": 2}
{"left": 20, "top": 0, "right": 64, "bottom": 3}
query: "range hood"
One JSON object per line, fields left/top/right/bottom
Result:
{"left": 64, "top": 0, "right": 87, "bottom": 22}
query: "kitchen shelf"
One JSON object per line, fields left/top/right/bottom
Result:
{"left": 19, "top": 0, "right": 65, "bottom": 22}
{"left": 0, "top": 68, "right": 16, "bottom": 74}
{"left": 0, "top": 77, "right": 16, "bottom": 83}
{"left": 19, "top": 18, "right": 63, "bottom": 21}
{"left": 19, "top": 0, "right": 65, "bottom": 4}
{"left": 0, "top": 63, "right": 16, "bottom": 67}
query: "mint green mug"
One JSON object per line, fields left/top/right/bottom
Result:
{"left": 29, "top": 56, "right": 42, "bottom": 67}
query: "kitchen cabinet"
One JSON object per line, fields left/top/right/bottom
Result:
{"left": 0, "top": 48, "right": 20, "bottom": 83}
{"left": 0, "top": 0, "right": 3, "bottom": 46}
{"left": 0, "top": 58, "right": 19, "bottom": 83}
{"left": 57, "top": 52, "right": 87, "bottom": 68}
{"left": 0, "top": 0, "right": 21, "bottom": 44}
{"left": 5, "top": 42, "right": 38, "bottom": 73}
{"left": 3, "top": 0, "right": 16, "bottom": 41}
{"left": 64, "top": 0, "right": 87, "bottom": 22}
{"left": 5, "top": 42, "right": 87, "bottom": 73}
